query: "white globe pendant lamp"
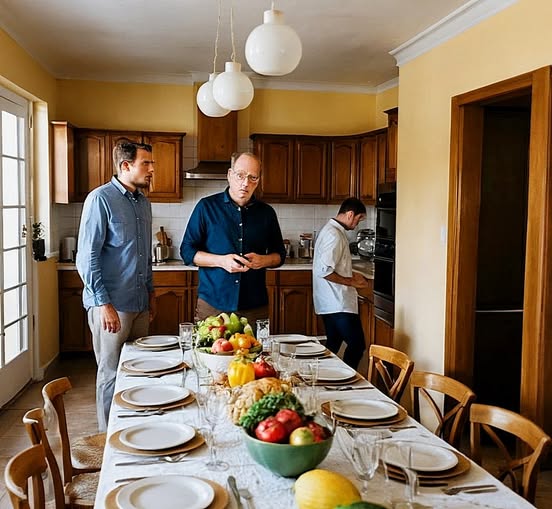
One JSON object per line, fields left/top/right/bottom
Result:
{"left": 245, "top": 6, "right": 302, "bottom": 76}
{"left": 212, "top": 61, "right": 254, "bottom": 111}
{"left": 197, "top": 73, "right": 230, "bottom": 117}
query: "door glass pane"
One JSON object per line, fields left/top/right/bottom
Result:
{"left": 19, "top": 161, "right": 25, "bottom": 206}
{"left": 19, "top": 247, "right": 26, "bottom": 283}
{"left": 1, "top": 111, "right": 17, "bottom": 157}
{"left": 3, "top": 250, "right": 19, "bottom": 289}
{"left": 21, "top": 285, "right": 27, "bottom": 316}
{"left": 4, "top": 322, "right": 21, "bottom": 363}
{"left": 2, "top": 157, "right": 18, "bottom": 206}
{"left": 4, "top": 287, "right": 20, "bottom": 325}
{"left": 2, "top": 209, "right": 21, "bottom": 249}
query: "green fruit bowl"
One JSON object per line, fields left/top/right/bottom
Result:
{"left": 242, "top": 429, "right": 333, "bottom": 477}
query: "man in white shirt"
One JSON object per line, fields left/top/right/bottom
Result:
{"left": 313, "top": 198, "right": 370, "bottom": 369}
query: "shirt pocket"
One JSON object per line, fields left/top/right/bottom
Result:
{"left": 108, "top": 221, "right": 127, "bottom": 247}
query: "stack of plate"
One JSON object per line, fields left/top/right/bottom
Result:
{"left": 384, "top": 440, "right": 471, "bottom": 486}
{"left": 321, "top": 398, "right": 408, "bottom": 427}
{"left": 316, "top": 365, "right": 360, "bottom": 386}
{"left": 292, "top": 342, "right": 328, "bottom": 358}
{"left": 114, "top": 384, "right": 195, "bottom": 411}
{"left": 134, "top": 335, "right": 179, "bottom": 351}
{"left": 121, "top": 356, "right": 184, "bottom": 376}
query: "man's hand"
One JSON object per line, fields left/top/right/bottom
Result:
{"left": 351, "top": 271, "right": 370, "bottom": 289}
{"left": 100, "top": 303, "right": 121, "bottom": 333}
{"left": 149, "top": 293, "right": 157, "bottom": 322}
{"left": 221, "top": 253, "right": 251, "bottom": 273}
{"left": 243, "top": 252, "right": 281, "bottom": 270}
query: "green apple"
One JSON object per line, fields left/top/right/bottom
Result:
{"left": 289, "top": 426, "right": 315, "bottom": 445}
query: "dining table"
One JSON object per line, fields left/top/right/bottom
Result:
{"left": 94, "top": 336, "right": 536, "bottom": 509}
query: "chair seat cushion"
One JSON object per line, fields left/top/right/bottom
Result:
{"left": 65, "top": 471, "right": 100, "bottom": 507}
{"left": 71, "top": 432, "right": 106, "bottom": 470}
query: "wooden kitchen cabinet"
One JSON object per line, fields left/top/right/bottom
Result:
{"left": 277, "top": 271, "right": 313, "bottom": 335}
{"left": 330, "top": 139, "right": 358, "bottom": 203}
{"left": 149, "top": 271, "right": 192, "bottom": 335}
{"left": 253, "top": 136, "right": 294, "bottom": 201}
{"left": 58, "top": 271, "right": 92, "bottom": 352}
{"left": 359, "top": 136, "right": 378, "bottom": 205}
{"left": 385, "top": 107, "right": 398, "bottom": 183}
{"left": 374, "top": 315, "right": 394, "bottom": 347}
{"left": 295, "top": 139, "right": 328, "bottom": 202}
{"left": 74, "top": 130, "right": 109, "bottom": 202}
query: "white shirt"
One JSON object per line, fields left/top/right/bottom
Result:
{"left": 312, "top": 219, "right": 358, "bottom": 314}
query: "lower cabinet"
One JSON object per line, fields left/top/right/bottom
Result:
{"left": 374, "top": 315, "right": 394, "bottom": 347}
{"left": 58, "top": 272, "right": 92, "bottom": 352}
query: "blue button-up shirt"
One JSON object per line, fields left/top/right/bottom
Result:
{"left": 76, "top": 177, "right": 153, "bottom": 312}
{"left": 180, "top": 189, "right": 285, "bottom": 311}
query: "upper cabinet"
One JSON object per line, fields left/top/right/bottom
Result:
{"left": 384, "top": 107, "right": 398, "bottom": 184}
{"left": 52, "top": 122, "right": 185, "bottom": 203}
{"left": 330, "top": 139, "right": 358, "bottom": 203}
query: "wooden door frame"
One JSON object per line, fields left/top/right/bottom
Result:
{"left": 445, "top": 66, "right": 552, "bottom": 431}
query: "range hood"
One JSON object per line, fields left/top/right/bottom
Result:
{"left": 185, "top": 109, "right": 238, "bottom": 180}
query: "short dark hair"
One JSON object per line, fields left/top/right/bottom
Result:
{"left": 338, "top": 197, "right": 366, "bottom": 215}
{"left": 113, "top": 139, "right": 152, "bottom": 175}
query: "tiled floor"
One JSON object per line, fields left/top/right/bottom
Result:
{"left": 0, "top": 355, "right": 551, "bottom": 508}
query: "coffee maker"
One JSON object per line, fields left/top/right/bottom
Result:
{"left": 298, "top": 233, "right": 313, "bottom": 259}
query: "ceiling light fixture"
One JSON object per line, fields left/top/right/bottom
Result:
{"left": 212, "top": 2, "right": 254, "bottom": 111}
{"left": 196, "top": 0, "right": 230, "bottom": 117}
{"left": 245, "top": 1, "right": 302, "bottom": 76}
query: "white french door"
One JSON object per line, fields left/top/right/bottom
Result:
{"left": 0, "top": 88, "right": 31, "bottom": 407}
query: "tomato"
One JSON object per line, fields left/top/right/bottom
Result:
{"left": 211, "top": 338, "right": 233, "bottom": 353}
{"left": 274, "top": 408, "right": 303, "bottom": 434}
{"left": 255, "top": 417, "right": 288, "bottom": 443}
{"left": 253, "top": 357, "right": 277, "bottom": 379}
{"left": 306, "top": 421, "right": 329, "bottom": 442}
{"left": 289, "top": 426, "right": 315, "bottom": 445}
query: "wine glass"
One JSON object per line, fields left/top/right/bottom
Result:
{"left": 383, "top": 440, "right": 418, "bottom": 508}
{"left": 349, "top": 430, "right": 382, "bottom": 497}
{"left": 179, "top": 322, "right": 193, "bottom": 387}
{"left": 202, "top": 387, "right": 230, "bottom": 471}
{"left": 256, "top": 318, "right": 271, "bottom": 353}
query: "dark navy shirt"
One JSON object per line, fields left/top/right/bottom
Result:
{"left": 180, "top": 188, "right": 285, "bottom": 311}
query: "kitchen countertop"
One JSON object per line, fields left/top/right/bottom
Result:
{"left": 56, "top": 257, "right": 374, "bottom": 278}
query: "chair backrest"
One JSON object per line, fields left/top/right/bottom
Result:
{"left": 470, "top": 403, "right": 552, "bottom": 504}
{"left": 410, "top": 370, "right": 476, "bottom": 447}
{"left": 4, "top": 444, "right": 47, "bottom": 509}
{"left": 22, "top": 408, "right": 66, "bottom": 509}
{"left": 367, "top": 344, "right": 414, "bottom": 402}
{"left": 41, "top": 377, "right": 75, "bottom": 485}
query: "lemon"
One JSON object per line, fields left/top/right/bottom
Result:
{"left": 294, "top": 469, "right": 362, "bottom": 509}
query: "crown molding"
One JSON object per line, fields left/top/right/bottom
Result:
{"left": 249, "top": 77, "right": 376, "bottom": 94}
{"left": 390, "top": 0, "right": 518, "bottom": 67}
{"left": 56, "top": 72, "right": 194, "bottom": 85}
{"left": 376, "top": 77, "right": 399, "bottom": 93}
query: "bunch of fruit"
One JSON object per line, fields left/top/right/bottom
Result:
{"left": 227, "top": 355, "right": 277, "bottom": 388}
{"left": 195, "top": 312, "right": 254, "bottom": 347}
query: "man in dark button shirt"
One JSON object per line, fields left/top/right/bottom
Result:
{"left": 180, "top": 152, "right": 285, "bottom": 326}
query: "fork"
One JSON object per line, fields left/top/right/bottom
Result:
{"left": 239, "top": 487, "right": 254, "bottom": 508}
{"left": 115, "top": 452, "right": 189, "bottom": 466}
{"left": 324, "top": 385, "right": 374, "bottom": 391}
{"left": 441, "top": 483, "right": 497, "bottom": 495}
{"left": 118, "top": 410, "right": 166, "bottom": 417}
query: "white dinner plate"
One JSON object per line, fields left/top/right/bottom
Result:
{"left": 272, "top": 334, "right": 312, "bottom": 343}
{"left": 120, "top": 385, "right": 190, "bottom": 407}
{"left": 317, "top": 365, "right": 356, "bottom": 381}
{"left": 332, "top": 399, "right": 398, "bottom": 420}
{"left": 135, "top": 335, "right": 179, "bottom": 348}
{"left": 122, "top": 357, "right": 181, "bottom": 373}
{"left": 294, "top": 343, "right": 326, "bottom": 356}
{"left": 116, "top": 475, "right": 214, "bottom": 509}
{"left": 385, "top": 441, "right": 459, "bottom": 472}
{"left": 118, "top": 422, "right": 196, "bottom": 451}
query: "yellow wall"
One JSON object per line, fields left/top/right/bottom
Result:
{"left": 375, "top": 86, "right": 399, "bottom": 128}
{"left": 395, "top": 0, "right": 550, "bottom": 372}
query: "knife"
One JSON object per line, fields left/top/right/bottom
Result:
{"left": 227, "top": 475, "right": 243, "bottom": 509}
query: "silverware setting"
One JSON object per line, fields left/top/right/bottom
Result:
{"left": 115, "top": 452, "right": 190, "bottom": 466}
{"left": 371, "top": 425, "right": 417, "bottom": 432}
{"left": 115, "top": 476, "right": 148, "bottom": 484}
{"left": 227, "top": 475, "right": 243, "bottom": 509}
{"left": 323, "top": 385, "right": 374, "bottom": 391}
{"left": 118, "top": 410, "right": 166, "bottom": 417}
{"left": 441, "top": 483, "right": 498, "bottom": 495}
{"left": 125, "top": 372, "right": 172, "bottom": 378}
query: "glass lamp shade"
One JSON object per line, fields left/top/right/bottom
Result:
{"left": 245, "top": 9, "right": 302, "bottom": 76}
{"left": 197, "top": 73, "right": 230, "bottom": 117}
{"left": 212, "top": 62, "right": 254, "bottom": 111}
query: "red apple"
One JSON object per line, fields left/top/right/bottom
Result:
{"left": 255, "top": 417, "right": 288, "bottom": 443}
{"left": 211, "top": 338, "right": 233, "bottom": 353}
{"left": 274, "top": 408, "right": 303, "bottom": 434}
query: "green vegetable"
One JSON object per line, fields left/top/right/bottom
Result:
{"left": 334, "top": 502, "right": 387, "bottom": 509}
{"left": 239, "top": 391, "right": 305, "bottom": 432}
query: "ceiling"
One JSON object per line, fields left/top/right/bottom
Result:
{"left": 0, "top": 0, "right": 471, "bottom": 90}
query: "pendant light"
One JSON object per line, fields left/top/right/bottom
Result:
{"left": 196, "top": 0, "right": 230, "bottom": 117}
{"left": 212, "top": 4, "right": 254, "bottom": 111}
{"left": 245, "top": 1, "right": 302, "bottom": 76}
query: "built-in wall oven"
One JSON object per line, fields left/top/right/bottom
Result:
{"left": 373, "top": 184, "right": 396, "bottom": 326}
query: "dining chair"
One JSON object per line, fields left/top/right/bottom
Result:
{"left": 42, "top": 377, "right": 104, "bottom": 484}
{"left": 410, "top": 370, "right": 476, "bottom": 448}
{"left": 23, "top": 407, "right": 99, "bottom": 509}
{"left": 4, "top": 444, "right": 48, "bottom": 509}
{"left": 469, "top": 403, "right": 552, "bottom": 504}
{"left": 367, "top": 344, "right": 414, "bottom": 403}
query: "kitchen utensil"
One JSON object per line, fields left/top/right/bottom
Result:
{"left": 323, "top": 385, "right": 374, "bottom": 391}
{"left": 357, "top": 228, "right": 375, "bottom": 260}
{"left": 298, "top": 233, "right": 312, "bottom": 259}
{"left": 115, "top": 453, "right": 190, "bottom": 466}
{"left": 441, "top": 483, "right": 498, "bottom": 496}
{"left": 154, "top": 243, "right": 170, "bottom": 262}
{"left": 239, "top": 487, "right": 254, "bottom": 508}
{"left": 118, "top": 410, "right": 166, "bottom": 418}
{"left": 227, "top": 475, "right": 243, "bottom": 509}
{"left": 60, "top": 236, "right": 77, "bottom": 262}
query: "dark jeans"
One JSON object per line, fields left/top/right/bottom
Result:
{"left": 321, "top": 312, "right": 365, "bottom": 370}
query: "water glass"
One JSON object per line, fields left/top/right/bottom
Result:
{"left": 179, "top": 322, "right": 193, "bottom": 358}
{"left": 293, "top": 381, "right": 317, "bottom": 415}
{"left": 383, "top": 441, "right": 418, "bottom": 508}
{"left": 349, "top": 430, "right": 382, "bottom": 497}
{"left": 256, "top": 318, "right": 271, "bottom": 353}
{"left": 203, "top": 388, "right": 230, "bottom": 471}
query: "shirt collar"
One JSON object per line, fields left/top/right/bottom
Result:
{"left": 111, "top": 176, "right": 143, "bottom": 200}
{"left": 331, "top": 217, "right": 349, "bottom": 233}
{"left": 223, "top": 187, "right": 257, "bottom": 209}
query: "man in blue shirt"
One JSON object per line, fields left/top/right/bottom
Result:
{"left": 77, "top": 140, "right": 156, "bottom": 431}
{"left": 181, "top": 152, "right": 285, "bottom": 326}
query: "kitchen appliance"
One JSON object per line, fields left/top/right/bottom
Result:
{"left": 297, "top": 233, "right": 312, "bottom": 259}
{"left": 356, "top": 228, "right": 375, "bottom": 260}
{"left": 153, "top": 226, "right": 171, "bottom": 263}
{"left": 60, "top": 236, "right": 76, "bottom": 262}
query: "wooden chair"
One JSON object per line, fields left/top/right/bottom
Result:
{"left": 367, "top": 344, "right": 414, "bottom": 403}
{"left": 470, "top": 403, "right": 552, "bottom": 504}
{"left": 42, "top": 377, "right": 104, "bottom": 485}
{"left": 24, "top": 407, "right": 99, "bottom": 509}
{"left": 410, "top": 370, "right": 476, "bottom": 448}
{"left": 4, "top": 444, "right": 48, "bottom": 509}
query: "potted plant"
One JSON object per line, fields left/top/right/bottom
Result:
{"left": 31, "top": 222, "right": 47, "bottom": 261}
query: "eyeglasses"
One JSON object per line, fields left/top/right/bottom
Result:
{"left": 231, "top": 170, "right": 260, "bottom": 183}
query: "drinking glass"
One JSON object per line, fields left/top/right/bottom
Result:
{"left": 202, "top": 387, "right": 230, "bottom": 471}
{"left": 256, "top": 318, "right": 271, "bottom": 353}
{"left": 349, "top": 430, "right": 382, "bottom": 497}
{"left": 179, "top": 322, "right": 193, "bottom": 387}
{"left": 194, "top": 369, "right": 213, "bottom": 424}
{"left": 278, "top": 349, "right": 297, "bottom": 382}
{"left": 384, "top": 441, "right": 418, "bottom": 508}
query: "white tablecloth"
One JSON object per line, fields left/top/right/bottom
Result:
{"left": 94, "top": 342, "right": 535, "bottom": 508}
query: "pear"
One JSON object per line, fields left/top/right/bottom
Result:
{"left": 218, "top": 312, "right": 231, "bottom": 325}
{"left": 243, "top": 323, "right": 254, "bottom": 337}
{"left": 240, "top": 316, "right": 249, "bottom": 325}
